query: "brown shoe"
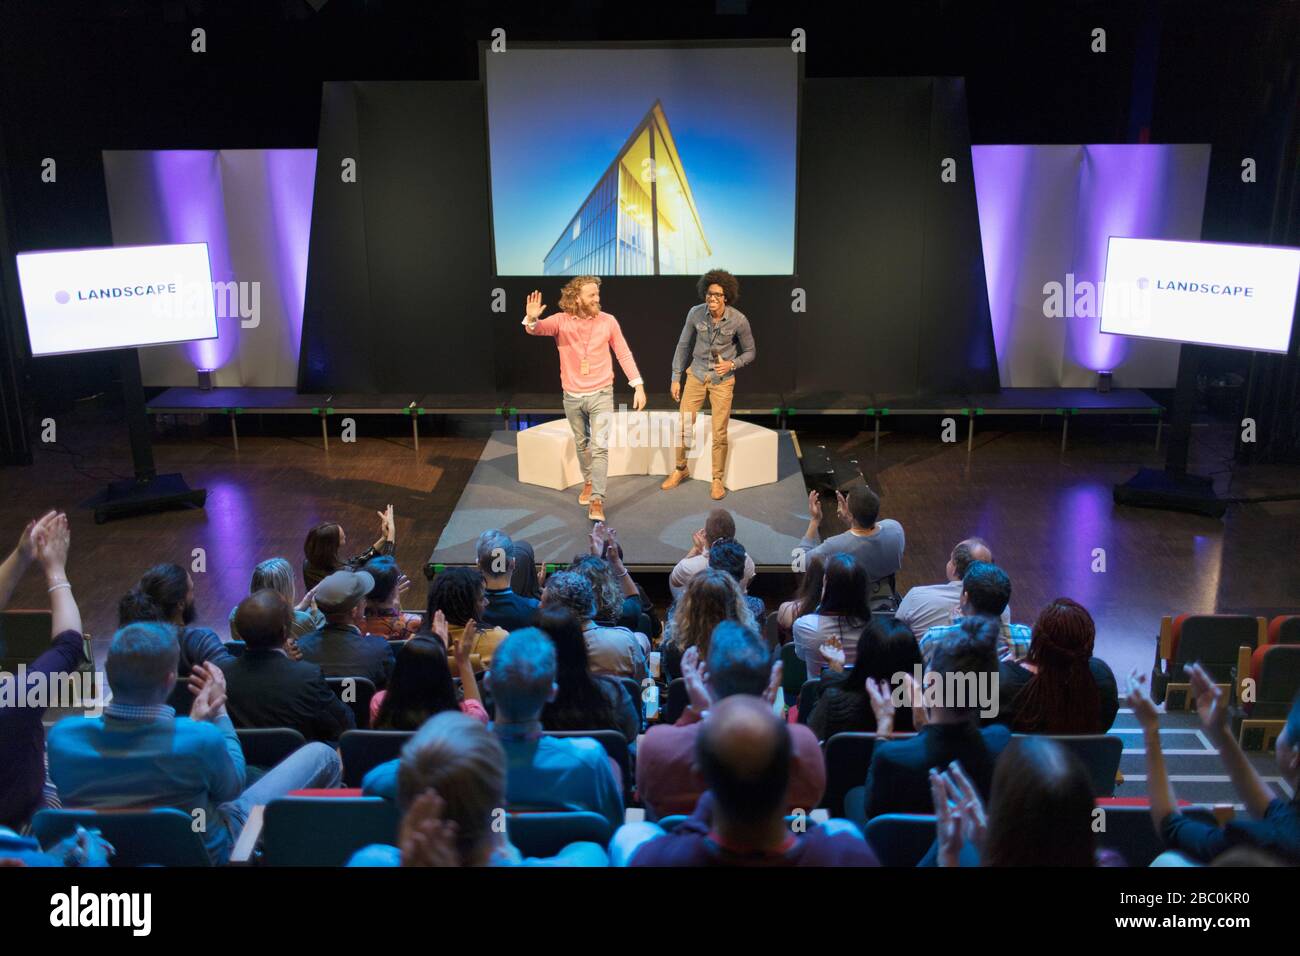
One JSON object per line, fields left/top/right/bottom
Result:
{"left": 577, "top": 481, "right": 593, "bottom": 505}
{"left": 587, "top": 498, "right": 606, "bottom": 522}
{"left": 711, "top": 480, "right": 726, "bottom": 500}
{"left": 660, "top": 467, "right": 689, "bottom": 490}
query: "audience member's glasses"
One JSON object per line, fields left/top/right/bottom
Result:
{"left": 704, "top": 292, "right": 725, "bottom": 299}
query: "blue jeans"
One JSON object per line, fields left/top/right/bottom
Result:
{"left": 563, "top": 386, "right": 614, "bottom": 501}
{"left": 217, "top": 741, "right": 342, "bottom": 860}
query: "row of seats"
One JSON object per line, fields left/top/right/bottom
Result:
{"left": 29, "top": 796, "right": 1188, "bottom": 868}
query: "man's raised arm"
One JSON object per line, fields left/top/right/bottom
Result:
{"left": 522, "top": 289, "right": 559, "bottom": 336}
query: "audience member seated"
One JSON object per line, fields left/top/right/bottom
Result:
{"left": 709, "top": 537, "right": 766, "bottom": 623}
{"left": 228, "top": 557, "right": 324, "bottom": 643}
{"left": 591, "top": 523, "right": 659, "bottom": 642}
{"left": 348, "top": 712, "right": 606, "bottom": 866}
{"left": 119, "top": 562, "right": 234, "bottom": 716}
{"left": 998, "top": 597, "right": 1118, "bottom": 733}
{"left": 638, "top": 621, "right": 825, "bottom": 819}
{"left": 793, "top": 553, "right": 872, "bottom": 678}
{"left": 808, "top": 618, "right": 924, "bottom": 741}
{"left": 0, "top": 512, "right": 85, "bottom": 830}
{"left": 536, "top": 607, "right": 639, "bottom": 743}
{"left": 359, "top": 555, "right": 421, "bottom": 639}
{"left": 775, "top": 553, "right": 826, "bottom": 648}
{"left": 795, "top": 486, "right": 905, "bottom": 603}
{"left": 918, "top": 561, "right": 1031, "bottom": 665}
{"left": 223, "top": 589, "right": 355, "bottom": 742}
{"left": 542, "top": 570, "right": 646, "bottom": 681}
{"left": 363, "top": 628, "right": 623, "bottom": 831}
{"left": 660, "top": 569, "right": 756, "bottom": 682}
{"left": 614, "top": 696, "right": 877, "bottom": 866}
{"left": 894, "top": 537, "right": 1010, "bottom": 638}
{"left": 569, "top": 533, "right": 652, "bottom": 659}
{"left": 370, "top": 612, "right": 487, "bottom": 727}
{"left": 509, "top": 539, "right": 543, "bottom": 602}
{"left": 669, "top": 508, "right": 756, "bottom": 602}
{"left": 477, "top": 529, "right": 541, "bottom": 633}
{"left": 297, "top": 569, "right": 395, "bottom": 688}
{"left": 47, "top": 622, "right": 341, "bottom": 865}
{"left": 1130, "top": 665, "right": 1300, "bottom": 865}
{"left": 929, "top": 738, "right": 1122, "bottom": 866}
{"left": 863, "top": 617, "right": 1009, "bottom": 817}
{"left": 426, "top": 566, "right": 508, "bottom": 671}
{"left": 302, "top": 504, "right": 396, "bottom": 590}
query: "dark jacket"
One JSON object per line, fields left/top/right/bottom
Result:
{"left": 166, "top": 626, "right": 237, "bottom": 716}
{"left": 481, "top": 587, "right": 541, "bottom": 633}
{"left": 297, "top": 622, "right": 396, "bottom": 689}
{"left": 223, "top": 648, "right": 356, "bottom": 742}
{"left": 864, "top": 721, "right": 1011, "bottom": 818}
{"left": 807, "top": 671, "right": 916, "bottom": 742}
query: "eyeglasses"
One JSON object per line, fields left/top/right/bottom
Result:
{"left": 704, "top": 292, "right": 725, "bottom": 300}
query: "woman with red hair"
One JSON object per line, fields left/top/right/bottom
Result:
{"left": 999, "top": 598, "right": 1119, "bottom": 734}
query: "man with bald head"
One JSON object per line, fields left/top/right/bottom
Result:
{"left": 614, "top": 696, "right": 877, "bottom": 866}
{"left": 894, "top": 537, "right": 1010, "bottom": 639}
{"left": 223, "top": 589, "right": 355, "bottom": 742}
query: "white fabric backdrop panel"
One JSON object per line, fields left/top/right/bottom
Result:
{"left": 102, "top": 149, "right": 317, "bottom": 387}
{"left": 972, "top": 144, "right": 1211, "bottom": 388}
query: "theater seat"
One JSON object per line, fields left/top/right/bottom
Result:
{"left": 1269, "top": 615, "right": 1300, "bottom": 646}
{"left": 339, "top": 729, "right": 414, "bottom": 787}
{"left": 863, "top": 814, "right": 937, "bottom": 867}
{"left": 261, "top": 797, "right": 400, "bottom": 866}
{"left": 327, "top": 676, "right": 377, "bottom": 730}
{"left": 31, "top": 808, "right": 212, "bottom": 867}
{"left": 236, "top": 727, "right": 307, "bottom": 772}
{"left": 1023, "top": 734, "right": 1123, "bottom": 797}
{"left": 505, "top": 811, "right": 613, "bottom": 858}
{"left": 1153, "top": 614, "right": 1263, "bottom": 706}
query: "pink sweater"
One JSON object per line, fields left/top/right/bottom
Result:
{"left": 527, "top": 311, "right": 643, "bottom": 394}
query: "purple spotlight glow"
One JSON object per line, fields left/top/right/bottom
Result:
{"left": 150, "top": 150, "right": 236, "bottom": 372}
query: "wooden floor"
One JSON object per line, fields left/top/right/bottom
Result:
{"left": 3, "top": 411, "right": 1298, "bottom": 683}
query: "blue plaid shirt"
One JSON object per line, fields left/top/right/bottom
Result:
{"left": 918, "top": 618, "right": 1033, "bottom": 665}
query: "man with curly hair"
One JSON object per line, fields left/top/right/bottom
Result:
{"left": 523, "top": 276, "right": 646, "bottom": 522}
{"left": 662, "top": 269, "right": 756, "bottom": 500}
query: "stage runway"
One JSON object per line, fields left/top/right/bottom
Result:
{"left": 427, "top": 429, "right": 810, "bottom": 568}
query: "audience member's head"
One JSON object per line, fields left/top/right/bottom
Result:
{"left": 233, "top": 589, "right": 293, "bottom": 651}
{"left": 925, "top": 616, "right": 999, "bottom": 721}
{"left": 817, "top": 553, "right": 871, "bottom": 623}
{"left": 961, "top": 561, "right": 1012, "bottom": 618}
{"left": 105, "top": 622, "right": 180, "bottom": 706}
{"left": 476, "top": 529, "right": 515, "bottom": 583}
{"left": 534, "top": 607, "right": 615, "bottom": 730}
{"left": 707, "top": 620, "right": 774, "bottom": 700}
{"left": 1014, "top": 598, "right": 1101, "bottom": 734}
{"left": 845, "top": 484, "right": 880, "bottom": 529}
{"left": 567, "top": 556, "right": 623, "bottom": 623}
{"left": 509, "top": 541, "right": 540, "bottom": 599}
{"left": 118, "top": 563, "right": 195, "bottom": 628}
{"left": 672, "top": 568, "right": 755, "bottom": 659}
{"left": 487, "top": 628, "right": 557, "bottom": 723}
{"left": 426, "top": 566, "right": 486, "bottom": 628}
{"left": 790, "top": 552, "right": 828, "bottom": 623}
{"left": 844, "top": 617, "right": 924, "bottom": 693}
{"left": 540, "top": 570, "right": 596, "bottom": 624}
{"left": 248, "top": 557, "right": 298, "bottom": 606}
{"left": 304, "top": 523, "right": 345, "bottom": 572}
{"left": 984, "top": 737, "right": 1098, "bottom": 867}
{"left": 947, "top": 537, "right": 992, "bottom": 582}
{"left": 375, "top": 636, "right": 461, "bottom": 730}
{"left": 314, "top": 568, "right": 374, "bottom": 626}
{"left": 362, "top": 555, "right": 402, "bottom": 608}
{"left": 396, "top": 711, "right": 507, "bottom": 865}
{"left": 695, "top": 695, "right": 791, "bottom": 829}
{"left": 708, "top": 538, "right": 749, "bottom": 589}
{"left": 703, "top": 508, "right": 737, "bottom": 546}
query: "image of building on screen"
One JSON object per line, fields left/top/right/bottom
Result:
{"left": 542, "top": 102, "right": 710, "bottom": 277}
